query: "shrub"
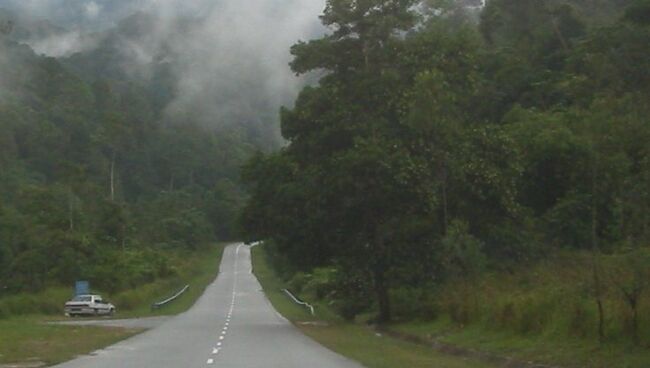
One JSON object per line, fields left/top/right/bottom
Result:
{"left": 287, "top": 272, "right": 310, "bottom": 294}
{"left": 302, "top": 267, "right": 337, "bottom": 300}
{"left": 391, "top": 287, "right": 439, "bottom": 321}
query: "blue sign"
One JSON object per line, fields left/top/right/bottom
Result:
{"left": 75, "top": 281, "right": 89, "bottom": 296}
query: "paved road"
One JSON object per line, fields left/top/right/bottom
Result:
{"left": 53, "top": 244, "right": 364, "bottom": 368}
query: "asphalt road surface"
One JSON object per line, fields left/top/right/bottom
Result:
{"left": 52, "top": 243, "right": 364, "bottom": 368}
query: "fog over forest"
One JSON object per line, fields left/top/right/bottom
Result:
{"left": 0, "top": 0, "right": 325, "bottom": 142}
{"left": 0, "top": 0, "right": 329, "bottom": 295}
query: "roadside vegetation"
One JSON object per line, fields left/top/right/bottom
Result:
{"left": 0, "top": 243, "right": 224, "bottom": 320}
{"left": 257, "top": 243, "right": 650, "bottom": 367}
{"left": 241, "top": 1, "right": 650, "bottom": 367}
{"left": 252, "top": 245, "right": 496, "bottom": 368}
{"left": 0, "top": 317, "right": 140, "bottom": 366}
{"left": 0, "top": 244, "right": 224, "bottom": 367}
{"left": 0, "top": 13, "right": 258, "bottom": 300}
{"left": 391, "top": 250, "right": 650, "bottom": 367}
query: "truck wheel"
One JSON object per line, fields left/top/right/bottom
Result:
{"left": 109, "top": 308, "right": 115, "bottom": 316}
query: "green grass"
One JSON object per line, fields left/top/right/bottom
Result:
{"left": 0, "top": 288, "right": 75, "bottom": 320}
{"left": 251, "top": 245, "right": 496, "bottom": 368}
{"left": 388, "top": 250, "right": 650, "bottom": 368}
{"left": 250, "top": 245, "right": 335, "bottom": 322}
{"left": 0, "top": 243, "right": 227, "bottom": 366}
{"left": 0, "top": 243, "right": 226, "bottom": 321}
{"left": 114, "top": 243, "right": 226, "bottom": 318}
{"left": 393, "top": 318, "right": 650, "bottom": 368}
{"left": 0, "top": 316, "right": 141, "bottom": 366}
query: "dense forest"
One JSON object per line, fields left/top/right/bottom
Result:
{"left": 242, "top": 0, "right": 650, "bottom": 346}
{"left": 2, "top": 0, "right": 650, "bottom": 354}
{"left": 0, "top": 12, "right": 269, "bottom": 295}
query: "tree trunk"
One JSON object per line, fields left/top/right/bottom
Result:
{"left": 371, "top": 227, "right": 392, "bottom": 324}
{"left": 641, "top": 201, "right": 650, "bottom": 240}
{"left": 551, "top": 19, "right": 569, "bottom": 51}
{"left": 591, "top": 161, "right": 605, "bottom": 343}
{"left": 110, "top": 151, "right": 116, "bottom": 202}
{"left": 373, "top": 265, "right": 391, "bottom": 324}
{"left": 441, "top": 165, "right": 449, "bottom": 236}
{"left": 631, "top": 297, "right": 639, "bottom": 345}
{"left": 68, "top": 188, "right": 74, "bottom": 231}
{"left": 121, "top": 223, "right": 127, "bottom": 253}
{"left": 593, "top": 262, "right": 605, "bottom": 343}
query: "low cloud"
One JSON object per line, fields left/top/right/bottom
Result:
{"left": 162, "top": 0, "right": 324, "bottom": 132}
{"left": 84, "top": 1, "right": 102, "bottom": 19}
{"left": 28, "top": 30, "right": 97, "bottom": 56}
{"left": 2, "top": 0, "right": 327, "bottom": 141}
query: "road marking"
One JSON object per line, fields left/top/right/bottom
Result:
{"left": 204, "top": 244, "right": 245, "bottom": 365}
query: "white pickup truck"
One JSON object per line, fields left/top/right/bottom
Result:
{"left": 64, "top": 294, "right": 115, "bottom": 317}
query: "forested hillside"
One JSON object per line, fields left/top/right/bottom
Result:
{"left": 0, "top": 17, "right": 261, "bottom": 294}
{"left": 241, "top": 0, "right": 650, "bottom": 352}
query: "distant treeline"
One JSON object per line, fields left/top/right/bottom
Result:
{"left": 241, "top": 0, "right": 650, "bottom": 343}
{"left": 0, "top": 32, "right": 262, "bottom": 294}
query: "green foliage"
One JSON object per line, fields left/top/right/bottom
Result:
{"left": 241, "top": 0, "right": 650, "bottom": 351}
{"left": 440, "top": 221, "right": 486, "bottom": 278}
{"left": 0, "top": 288, "right": 71, "bottom": 318}
{"left": 393, "top": 249, "right": 650, "bottom": 367}
{"left": 0, "top": 32, "right": 257, "bottom": 296}
{"left": 624, "top": 0, "right": 650, "bottom": 25}
{"left": 0, "top": 244, "right": 223, "bottom": 319}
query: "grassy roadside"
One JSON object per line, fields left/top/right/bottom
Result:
{"left": 251, "top": 245, "right": 496, "bottom": 368}
{"left": 392, "top": 319, "right": 650, "bottom": 368}
{"left": 0, "top": 243, "right": 226, "bottom": 366}
{"left": 113, "top": 243, "right": 226, "bottom": 318}
{"left": 0, "top": 317, "right": 141, "bottom": 366}
{"left": 386, "top": 249, "right": 650, "bottom": 368}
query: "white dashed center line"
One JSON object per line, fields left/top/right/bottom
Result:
{"left": 206, "top": 244, "right": 243, "bottom": 366}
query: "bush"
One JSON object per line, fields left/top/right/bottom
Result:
{"left": 328, "top": 267, "right": 373, "bottom": 321}
{"left": 391, "top": 287, "right": 439, "bottom": 321}
{"left": 302, "top": 267, "right": 337, "bottom": 300}
{"left": 0, "top": 287, "right": 70, "bottom": 319}
{"left": 287, "top": 272, "right": 310, "bottom": 294}
{"left": 567, "top": 299, "right": 594, "bottom": 338}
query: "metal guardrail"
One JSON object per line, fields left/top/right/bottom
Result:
{"left": 151, "top": 284, "right": 190, "bottom": 310}
{"left": 282, "top": 289, "right": 315, "bottom": 315}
